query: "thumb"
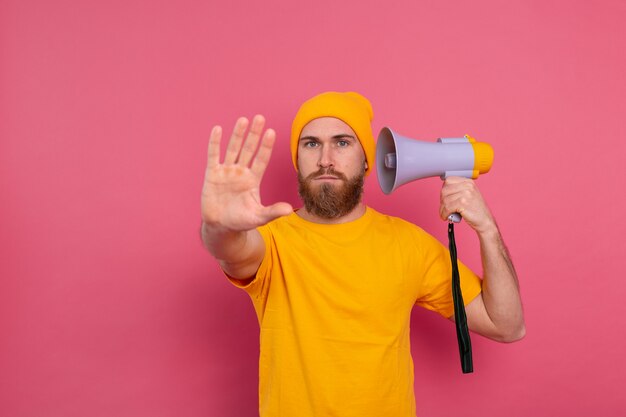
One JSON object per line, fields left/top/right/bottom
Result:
{"left": 260, "top": 202, "right": 293, "bottom": 223}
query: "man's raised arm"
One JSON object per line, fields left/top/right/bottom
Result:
{"left": 440, "top": 177, "right": 525, "bottom": 343}
{"left": 200, "top": 115, "right": 293, "bottom": 279}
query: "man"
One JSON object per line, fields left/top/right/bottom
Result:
{"left": 201, "top": 92, "right": 525, "bottom": 417}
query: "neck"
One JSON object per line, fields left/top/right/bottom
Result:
{"left": 296, "top": 202, "right": 367, "bottom": 224}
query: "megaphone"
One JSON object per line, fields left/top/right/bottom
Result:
{"left": 376, "top": 127, "right": 494, "bottom": 195}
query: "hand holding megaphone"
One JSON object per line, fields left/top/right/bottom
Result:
{"left": 439, "top": 176, "right": 497, "bottom": 232}
{"left": 375, "top": 127, "right": 494, "bottom": 223}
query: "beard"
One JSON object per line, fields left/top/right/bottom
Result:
{"left": 297, "top": 167, "right": 365, "bottom": 219}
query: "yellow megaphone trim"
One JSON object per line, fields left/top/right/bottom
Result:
{"left": 465, "top": 134, "right": 494, "bottom": 178}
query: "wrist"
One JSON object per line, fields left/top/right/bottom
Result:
{"left": 475, "top": 219, "right": 500, "bottom": 239}
{"left": 201, "top": 220, "right": 242, "bottom": 245}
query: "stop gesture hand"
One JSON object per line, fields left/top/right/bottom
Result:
{"left": 201, "top": 115, "right": 293, "bottom": 232}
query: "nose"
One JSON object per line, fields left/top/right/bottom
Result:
{"left": 317, "top": 145, "right": 334, "bottom": 168}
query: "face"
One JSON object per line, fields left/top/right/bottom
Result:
{"left": 297, "top": 117, "right": 367, "bottom": 219}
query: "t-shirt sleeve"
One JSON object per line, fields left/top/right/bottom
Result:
{"left": 413, "top": 227, "right": 483, "bottom": 318}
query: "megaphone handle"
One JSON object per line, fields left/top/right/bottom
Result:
{"left": 442, "top": 171, "right": 466, "bottom": 224}
{"left": 448, "top": 213, "right": 462, "bottom": 223}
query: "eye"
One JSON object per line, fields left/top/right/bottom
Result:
{"left": 303, "top": 141, "right": 319, "bottom": 148}
{"left": 337, "top": 140, "right": 349, "bottom": 147}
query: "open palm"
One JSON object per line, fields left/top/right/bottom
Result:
{"left": 201, "top": 115, "right": 292, "bottom": 232}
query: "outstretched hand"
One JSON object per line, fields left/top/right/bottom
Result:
{"left": 201, "top": 115, "right": 293, "bottom": 232}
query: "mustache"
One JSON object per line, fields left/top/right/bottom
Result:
{"left": 305, "top": 167, "right": 348, "bottom": 181}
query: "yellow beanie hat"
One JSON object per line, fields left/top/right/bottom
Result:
{"left": 290, "top": 91, "right": 375, "bottom": 176}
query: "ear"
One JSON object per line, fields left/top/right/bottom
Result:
{"left": 364, "top": 161, "right": 368, "bottom": 171}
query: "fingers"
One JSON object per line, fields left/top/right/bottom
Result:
{"left": 440, "top": 177, "right": 476, "bottom": 220}
{"left": 224, "top": 117, "right": 250, "bottom": 165}
{"left": 250, "top": 128, "right": 277, "bottom": 178}
{"left": 439, "top": 178, "right": 496, "bottom": 231}
{"left": 222, "top": 115, "right": 270, "bottom": 167}
{"left": 439, "top": 197, "right": 466, "bottom": 221}
{"left": 441, "top": 176, "right": 471, "bottom": 196}
{"left": 212, "top": 115, "right": 275, "bottom": 177}
{"left": 441, "top": 177, "right": 476, "bottom": 203}
{"left": 260, "top": 202, "right": 294, "bottom": 223}
{"left": 237, "top": 115, "right": 266, "bottom": 166}
{"left": 207, "top": 125, "right": 222, "bottom": 169}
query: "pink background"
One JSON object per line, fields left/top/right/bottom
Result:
{"left": 2, "top": 0, "right": 625, "bottom": 416}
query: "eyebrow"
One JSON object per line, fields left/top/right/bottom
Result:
{"left": 299, "top": 134, "right": 357, "bottom": 142}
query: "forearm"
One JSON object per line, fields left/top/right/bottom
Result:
{"left": 200, "top": 221, "right": 264, "bottom": 279}
{"left": 477, "top": 224, "right": 525, "bottom": 341}
{"left": 201, "top": 221, "right": 244, "bottom": 258}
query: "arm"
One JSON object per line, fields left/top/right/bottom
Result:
{"left": 440, "top": 177, "right": 525, "bottom": 343}
{"left": 201, "top": 115, "right": 293, "bottom": 279}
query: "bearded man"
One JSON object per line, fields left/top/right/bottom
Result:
{"left": 200, "top": 92, "right": 525, "bottom": 417}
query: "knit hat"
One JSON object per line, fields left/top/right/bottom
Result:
{"left": 290, "top": 91, "right": 375, "bottom": 176}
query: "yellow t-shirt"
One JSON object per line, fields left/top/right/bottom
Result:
{"left": 229, "top": 207, "right": 482, "bottom": 417}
